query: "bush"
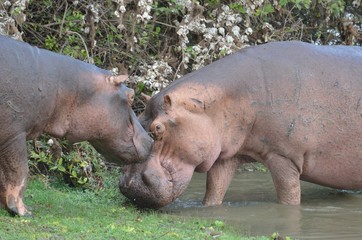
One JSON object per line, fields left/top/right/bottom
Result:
{"left": 28, "top": 135, "right": 107, "bottom": 189}
{"left": 2, "top": 0, "right": 361, "bottom": 93}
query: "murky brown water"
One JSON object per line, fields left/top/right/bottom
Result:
{"left": 162, "top": 172, "right": 362, "bottom": 239}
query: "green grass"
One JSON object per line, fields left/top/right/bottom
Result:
{"left": 0, "top": 172, "right": 269, "bottom": 240}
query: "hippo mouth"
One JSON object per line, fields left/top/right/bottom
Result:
{"left": 159, "top": 158, "right": 194, "bottom": 205}
{"left": 149, "top": 157, "right": 177, "bottom": 203}
{"left": 160, "top": 160, "right": 177, "bottom": 200}
{"left": 119, "top": 158, "right": 176, "bottom": 209}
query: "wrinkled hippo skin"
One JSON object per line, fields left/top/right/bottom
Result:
{"left": 0, "top": 35, "right": 152, "bottom": 216}
{"left": 120, "top": 41, "right": 362, "bottom": 209}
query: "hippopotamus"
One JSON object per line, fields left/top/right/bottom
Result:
{"left": 120, "top": 41, "right": 362, "bottom": 209}
{"left": 0, "top": 35, "right": 152, "bottom": 216}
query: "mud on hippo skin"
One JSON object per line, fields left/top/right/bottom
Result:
{"left": 0, "top": 35, "right": 152, "bottom": 216}
{"left": 120, "top": 41, "right": 362, "bottom": 209}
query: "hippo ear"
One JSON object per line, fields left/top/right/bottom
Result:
{"left": 141, "top": 92, "right": 152, "bottom": 103}
{"left": 163, "top": 94, "right": 172, "bottom": 110}
{"left": 106, "top": 75, "right": 128, "bottom": 86}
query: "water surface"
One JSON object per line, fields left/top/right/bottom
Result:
{"left": 162, "top": 172, "right": 362, "bottom": 239}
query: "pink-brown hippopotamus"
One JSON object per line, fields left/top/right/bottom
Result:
{"left": 120, "top": 41, "right": 362, "bottom": 209}
{"left": 0, "top": 35, "right": 152, "bottom": 216}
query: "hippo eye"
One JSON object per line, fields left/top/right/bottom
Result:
{"left": 155, "top": 123, "right": 164, "bottom": 134}
{"left": 151, "top": 122, "right": 164, "bottom": 140}
{"left": 128, "top": 90, "right": 135, "bottom": 105}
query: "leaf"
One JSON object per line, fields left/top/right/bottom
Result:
{"left": 77, "top": 177, "right": 88, "bottom": 184}
{"left": 280, "top": 0, "right": 289, "bottom": 7}
{"left": 50, "top": 166, "right": 58, "bottom": 171}
{"left": 80, "top": 161, "right": 88, "bottom": 168}
{"left": 57, "top": 165, "right": 66, "bottom": 173}
{"left": 214, "top": 220, "right": 224, "bottom": 228}
{"left": 71, "top": 170, "right": 78, "bottom": 178}
{"left": 30, "top": 151, "right": 39, "bottom": 159}
{"left": 264, "top": 3, "right": 275, "bottom": 14}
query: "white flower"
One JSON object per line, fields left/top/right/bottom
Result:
{"left": 4, "top": 1, "right": 11, "bottom": 7}
{"left": 221, "top": 5, "right": 230, "bottom": 13}
{"left": 240, "top": 35, "right": 249, "bottom": 42}
{"left": 352, "top": 0, "right": 360, "bottom": 7}
{"left": 119, "top": 5, "right": 126, "bottom": 13}
{"left": 245, "top": 27, "right": 253, "bottom": 35}
{"left": 83, "top": 27, "right": 90, "bottom": 34}
{"left": 177, "top": 26, "right": 189, "bottom": 36}
{"left": 111, "top": 67, "right": 119, "bottom": 75}
{"left": 203, "top": 32, "right": 213, "bottom": 40}
{"left": 47, "top": 139, "right": 54, "bottom": 146}
{"left": 218, "top": 27, "right": 225, "bottom": 36}
{"left": 262, "top": 22, "right": 274, "bottom": 31}
{"left": 232, "top": 25, "right": 241, "bottom": 37}
{"left": 225, "top": 35, "right": 234, "bottom": 43}
{"left": 192, "top": 45, "right": 201, "bottom": 53}
{"left": 236, "top": 16, "right": 243, "bottom": 23}
{"left": 226, "top": 15, "right": 236, "bottom": 25}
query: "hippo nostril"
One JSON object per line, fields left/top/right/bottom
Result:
{"left": 141, "top": 172, "right": 152, "bottom": 187}
{"left": 125, "top": 178, "right": 134, "bottom": 188}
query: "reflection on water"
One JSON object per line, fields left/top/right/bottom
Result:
{"left": 162, "top": 172, "right": 362, "bottom": 239}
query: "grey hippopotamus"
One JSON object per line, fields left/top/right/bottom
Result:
{"left": 0, "top": 35, "right": 152, "bottom": 216}
{"left": 120, "top": 41, "right": 362, "bottom": 209}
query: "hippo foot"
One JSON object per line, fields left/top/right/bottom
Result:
{"left": 6, "top": 196, "right": 33, "bottom": 217}
{"left": 7, "top": 206, "right": 33, "bottom": 217}
{"left": 202, "top": 199, "right": 223, "bottom": 207}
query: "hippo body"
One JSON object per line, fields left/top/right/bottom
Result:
{"left": 0, "top": 35, "right": 152, "bottom": 216}
{"left": 120, "top": 41, "right": 362, "bottom": 209}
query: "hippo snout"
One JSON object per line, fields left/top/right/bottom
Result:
{"left": 133, "top": 137, "right": 153, "bottom": 163}
{"left": 119, "top": 164, "right": 173, "bottom": 209}
{"left": 130, "top": 111, "right": 153, "bottom": 163}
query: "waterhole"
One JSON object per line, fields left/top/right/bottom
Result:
{"left": 162, "top": 172, "right": 362, "bottom": 239}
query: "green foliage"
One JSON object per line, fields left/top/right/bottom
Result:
{"left": 279, "top": 0, "right": 311, "bottom": 9}
{"left": 271, "top": 232, "right": 293, "bottom": 240}
{"left": 328, "top": 0, "right": 345, "bottom": 16}
{"left": 229, "top": 3, "right": 247, "bottom": 14}
{"left": 29, "top": 137, "right": 105, "bottom": 189}
{"left": 213, "top": 220, "right": 225, "bottom": 228}
{"left": 44, "top": 35, "right": 59, "bottom": 51}
{"left": 205, "top": 0, "right": 221, "bottom": 7}
{"left": 254, "top": 3, "right": 275, "bottom": 19}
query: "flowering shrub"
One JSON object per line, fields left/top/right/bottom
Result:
{"left": 1, "top": 0, "right": 360, "bottom": 94}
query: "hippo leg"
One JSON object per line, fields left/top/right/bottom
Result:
{"left": 0, "top": 133, "right": 31, "bottom": 216}
{"left": 266, "top": 154, "right": 301, "bottom": 205}
{"left": 202, "top": 157, "right": 241, "bottom": 206}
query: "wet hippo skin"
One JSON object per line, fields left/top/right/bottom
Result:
{"left": 120, "top": 41, "right": 362, "bottom": 209}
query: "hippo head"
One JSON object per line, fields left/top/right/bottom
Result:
{"left": 64, "top": 75, "right": 153, "bottom": 164}
{"left": 120, "top": 86, "right": 223, "bottom": 208}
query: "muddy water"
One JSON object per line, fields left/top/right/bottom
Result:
{"left": 162, "top": 172, "right": 362, "bottom": 239}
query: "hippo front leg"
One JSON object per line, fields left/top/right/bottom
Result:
{"left": 266, "top": 154, "right": 301, "bottom": 205}
{"left": 202, "top": 157, "right": 241, "bottom": 206}
{"left": 0, "top": 133, "right": 31, "bottom": 216}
